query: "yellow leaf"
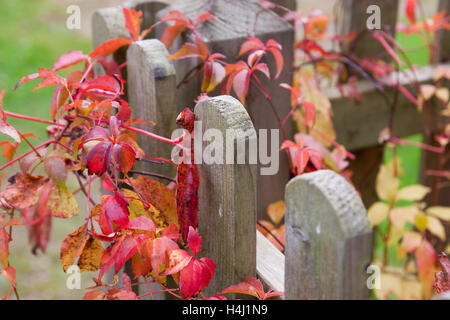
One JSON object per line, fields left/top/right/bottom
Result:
{"left": 60, "top": 225, "right": 89, "bottom": 272}
{"left": 48, "top": 183, "right": 78, "bottom": 218}
{"left": 426, "top": 216, "right": 446, "bottom": 241}
{"left": 389, "top": 205, "right": 419, "bottom": 229}
{"left": 375, "top": 271, "right": 402, "bottom": 300}
{"left": 435, "top": 88, "right": 449, "bottom": 103}
{"left": 414, "top": 213, "right": 428, "bottom": 232}
{"left": 396, "top": 185, "right": 430, "bottom": 202}
{"left": 294, "top": 71, "right": 335, "bottom": 146}
{"left": 78, "top": 236, "right": 104, "bottom": 272}
{"left": 375, "top": 271, "right": 423, "bottom": 300}
{"left": 376, "top": 163, "right": 400, "bottom": 203}
{"left": 420, "top": 84, "right": 436, "bottom": 100}
{"left": 426, "top": 206, "right": 450, "bottom": 221}
{"left": 267, "top": 201, "right": 285, "bottom": 225}
{"left": 368, "top": 202, "right": 389, "bottom": 226}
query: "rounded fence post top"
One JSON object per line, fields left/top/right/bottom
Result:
{"left": 286, "top": 169, "right": 372, "bottom": 237}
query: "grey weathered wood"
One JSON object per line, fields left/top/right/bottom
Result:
{"left": 127, "top": 39, "right": 178, "bottom": 180}
{"left": 92, "top": 7, "right": 129, "bottom": 77}
{"left": 437, "top": 0, "right": 450, "bottom": 62}
{"left": 194, "top": 95, "right": 258, "bottom": 296}
{"left": 339, "top": 0, "right": 399, "bottom": 61}
{"left": 158, "top": 0, "right": 294, "bottom": 219}
{"left": 324, "top": 63, "right": 450, "bottom": 150}
{"left": 256, "top": 230, "right": 284, "bottom": 298}
{"left": 285, "top": 170, "right": 373, "bottom": 299}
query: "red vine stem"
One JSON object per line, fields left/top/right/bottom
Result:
{"left": 0, "top": 140, "right": 55, "bottom": 172}
{"left": 4, "top": 111, "right": 63, "bottom": 127}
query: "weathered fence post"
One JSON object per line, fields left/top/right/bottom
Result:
{"left": 194, "top": 95, "right": 258, "bottom": 296}
{"left": 157, "top": 0, "right": 294, "bottom": 220}
{"left": 284, "top": 170, "right": 373, "bottom": 299}
{"left": 127, "top": 39, "right": 178, "bottom": 179}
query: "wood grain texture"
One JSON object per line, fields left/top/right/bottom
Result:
{"left": 256, "top": 230, "right": 285, "bottom": 298}
{"left": 127, "top": 39, "right": 178, "bottom": 180}
{"left": 323, "top": 64, "right": 450, "bottom": 151}
{"left": 92, "top": 7, "right": 129, "bottom": 77}
{"left": 157, "top": 0, "right": 294, "bottom": 220}
{"left": 338, "top": 0, "right": 399, "bottom": 60}
{"left": 284, "top": 170, "right": 373, "bottom": 299}
{"left": 194, "top": 95, "right": 258, "bottom": 296}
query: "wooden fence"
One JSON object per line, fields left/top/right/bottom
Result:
{"left": 92, "top": 0, "right": 449, "bottom": 299}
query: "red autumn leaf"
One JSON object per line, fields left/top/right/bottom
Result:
{"left": 159, "top": 10, "right": 214, "bottom": 49}
{"left": 176, "top": 163, "right": 200, "bottom": 242}
{"left": 101, "top": 193, "right": 130, "bottom": 234}
{"left": 406, "top": 0, "right": 416, "bottom": 24}
{"left": 304, "top": 13, "right": 328, "bottom": 40}
{"left": 0, "top": 140, "right": 18, "bottom": 161}
{"left": 220, "top": 276, "right": 283, "bottom": 299}
{"left": 433, "top": 253, "right": 450, "bottom": 295}
{"left": 89, "top": 38, "right": 132, "bottom": 59}
{"left": 416, "top": 239, "right": 437, "bottom": 291}
{"left": 231, "top": 68, "right": 250, "bottom": 105}
{"left": 162, "top": 249, "right": 193, "bottom": 275}
{"left": 84, "top": 290, "right": 106, "bottom": 300}
{"left": 162, "top": 224, "right": 180, "bottom": 241}
{"left": 281, "top": 139, "right": 322, "bottom": 176}
{"left": 179, "top": 257, "right": 215, "bottom": 298}
{"left": 82, "top": 125, "right": 110, "bottom": 144}
{"left": 116, "top": 100, "right": 132, "bottom": 122}
{"left": 115, "top": 238, "right": 138, "bottom": 273}
{"left": 238, "top": 37, "right": 284, "bottom": 78}
{"left": 27, "top": 182, "right": 53, "bottom": 253}
{"left": 254, "top": 63, "right": 270, "bottom": 79}
{"left": 86, "top": 141, "right": 112, "bottom": 176}
{"left": 111, "top": 142, "right": 136, "bottom": 174}
{"left": 176, "top": 108, "right": 196, "bottom": 133}
{"left": 0, "top": 173, "right": 49, "bottom": 210}
{"left": 128, "top": 216, "right": 156, "bottom": 233}
{"left": 52, "top": 50, "right": 88, "bottom": 72}
{"left": 239, "top": 37, "right": 265, "bottom": 56}
{"left": 201, "top": 61, "right": 226, "bottom": 93}
{"left": 296, "top": 39, "right": 331, "bottom": 57}
{"left": 79, "top": 75, "right": 123, "bottom": 101}
{"left": 187, "top": 226, "right": 202, "bottom": 256}
{"left": 0, "top": 227, "right": 9, "bottom": 268}
{"left": 0, "top": 266, "right": 16, "bottom": 289}
{"left": 195, "top": 12, "right": 215, "bottom": 25}
{"left": 123, "top": 8, "right": 142, "bottom": 41}
{"left": 146, "top": 236, "right": 179, "bottom": 275}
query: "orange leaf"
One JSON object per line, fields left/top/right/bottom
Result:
{"left": 123, "top": 8, "right": 142, "bottom": 41}
{"left": 89, "top": 38, "right": 132, "bottom": 59}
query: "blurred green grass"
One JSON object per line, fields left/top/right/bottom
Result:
{"left": 0, "top": 0, "right": 99, "bottom": 299}
{"left": 0, "top": 0, "right": 91, "bottom": 156}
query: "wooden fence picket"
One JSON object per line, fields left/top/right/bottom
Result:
{"left": 194, "top": 95, "right": 258, "bottom": 296}
{"left": 127, "top": 39, "right": 178, "bottom": 179}
{"left": 284, "top": 170, "right": 373, "bottom": 299}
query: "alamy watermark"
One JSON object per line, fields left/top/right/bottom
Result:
{"left": 170, "top": 121, "right": 280, "bottom": 176}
